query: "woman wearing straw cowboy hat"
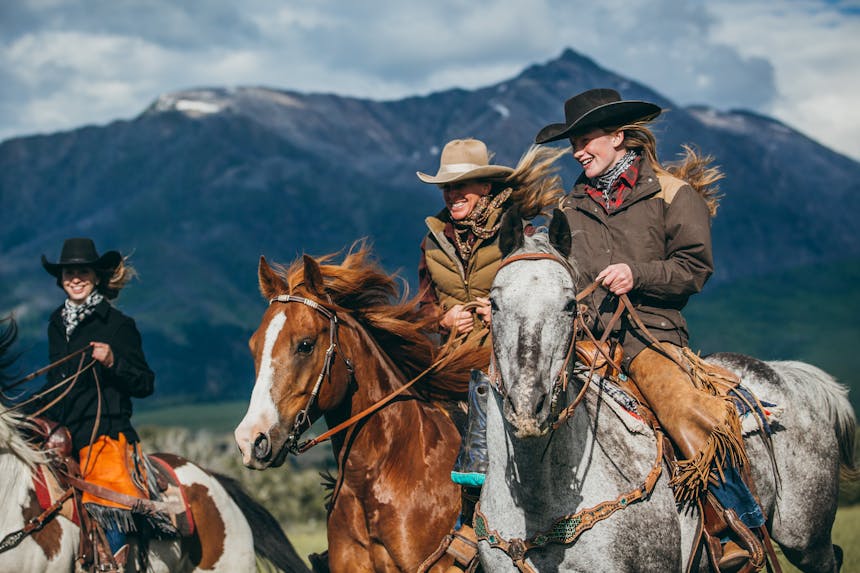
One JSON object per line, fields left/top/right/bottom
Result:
{"left": 36, "top": 237, "right": 154, "bottom": 571}
{"left": 535, "top": 88, "right": 765, "bottom": 571}
{"left": 417, "top": 138, "right": 565, "bottom": 572}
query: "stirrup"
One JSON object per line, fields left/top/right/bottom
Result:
{"left": 702, "top": 494, "right": 765, "bottom": 572}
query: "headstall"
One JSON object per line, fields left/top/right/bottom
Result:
{"left": 268, "top": 294, "right": 354, "bottom": 454}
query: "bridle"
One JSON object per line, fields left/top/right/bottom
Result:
{"left": 489, "top": 251, "right": 594, "bottom": 430}
{"left": 477, "top": 250, "right": 667, "bottom": 572}
{"left": 267, "top": 294, "right": 354, "bottom": 455}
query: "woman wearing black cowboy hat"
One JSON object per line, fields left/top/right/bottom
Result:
{"left": 536, "top": 89, "right": 764, "bottom": 572}
{"left": 37, "top": 237, "right": 154, "bottom": 570}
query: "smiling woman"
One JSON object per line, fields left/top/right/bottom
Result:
{"left": 32, "top": 237, "right": 153, "bottom": 569}
{"left": 414, "top": 137, "right": 567, "bottom": 571}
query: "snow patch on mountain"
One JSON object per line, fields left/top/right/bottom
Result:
{"left": 151, "top": 90, "right": 229, "bottom": 117}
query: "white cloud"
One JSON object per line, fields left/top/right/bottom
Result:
{"left": 0, "top": 0, "right": 858, "bottom": 160}
{"left": 706, "top": 0, "right": 860, "bottom": 158}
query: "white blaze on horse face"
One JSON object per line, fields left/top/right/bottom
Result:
{"left": 235, "top": 310, "right": 287, "bottom": 463}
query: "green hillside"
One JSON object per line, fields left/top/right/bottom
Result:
{"left": 687, "top": 259, "right": 860, "bottom": 413}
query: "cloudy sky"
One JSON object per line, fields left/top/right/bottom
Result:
{"left": 2, "top": 0, "right": 858, "bottom": 159}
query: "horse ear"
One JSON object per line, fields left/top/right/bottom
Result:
{"left": 499, "top": 206, "right": 524, "bottom": 258}
{"left": 548, "top": 209, "right": 572, "bottom": 258}
{"left": 302, "top": 254, "right": 325, "bottom": 296}
{"left": 259, "top": 256, "right": 287, "bottom": 300}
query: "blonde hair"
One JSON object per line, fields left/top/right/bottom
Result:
{"left": 492, "top": 145, "right": 567, "bottom": 219}
{"left": 98, "top": 256, "right": 138, "bottom": 299}
{"left": 608, "top": 121, "right": 724, "bottom": 216}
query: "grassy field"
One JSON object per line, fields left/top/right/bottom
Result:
{"left": 283, "top": 505, "right": 860, "bottom": 570}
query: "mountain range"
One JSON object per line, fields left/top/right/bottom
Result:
{"left": 2, "top": 48, "right": 858, "bottom": 406}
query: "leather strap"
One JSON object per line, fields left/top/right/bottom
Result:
{"left": 0, "top": 487, "right": 74, "bottom": 553}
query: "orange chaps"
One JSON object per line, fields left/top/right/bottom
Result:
{"left": 628, "top": 345, "right": 747, "bottom": 503}
{"left": 78, "top": 433, "right": 148, "bottom": 510}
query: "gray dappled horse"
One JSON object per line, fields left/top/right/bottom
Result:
{"left": 477, "top": 210, "right": 856, "bottom": 572}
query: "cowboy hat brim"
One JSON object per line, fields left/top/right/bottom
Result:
{"left": 41, "top": 250, "right": 122, "bottom": 278}
{"left": 535, "top": 100, "right": 662, "bottom": 144}
{"left": 416, "top": 164, "right": 515, "bottom": 185}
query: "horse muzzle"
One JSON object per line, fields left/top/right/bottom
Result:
{"left": 502, "top": 386, "right": 553, "bottom": 438}
{"left": 235, "top": 421, "right": 290, "bottom": 469}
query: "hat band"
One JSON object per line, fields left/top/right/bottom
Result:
{"left": 437, "top": 162, "right": 485, "bottom": 174}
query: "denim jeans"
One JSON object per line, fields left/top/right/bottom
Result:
{"left": 104, "top": 525, "right": 126, "bottom": 554}
{"left": 710, "top": 465, "right": 765, "bottom": 529}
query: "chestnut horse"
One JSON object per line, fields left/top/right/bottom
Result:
{"left": 0, "top": 316, "right": 310, "bottom": 573}
{"left": 235, "top": 247, "right": 487, "bottom": 572}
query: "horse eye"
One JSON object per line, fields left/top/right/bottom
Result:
{"left": 563, "top": 299, "right": 577, "bottom": 314}
{"left": 297, "top": 339, "right": 315, "bottom": 355}
{"left": 489, "top": 297, "right": 499, "bottom": 312}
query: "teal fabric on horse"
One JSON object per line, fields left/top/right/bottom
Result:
{"left": 451, "top": 370, "right": 489, "bottom": 487}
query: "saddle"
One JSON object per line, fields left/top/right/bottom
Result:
{"left": 608, "top": 350, "right": 776, "bottom": 573}
{"left": 22, "top": 420, "right": 196, "bottom": 570}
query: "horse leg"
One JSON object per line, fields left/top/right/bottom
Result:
{"left": 327, "top": 493, "right": 375, "bottom": 572}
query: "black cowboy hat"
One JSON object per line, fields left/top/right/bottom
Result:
{"left": 41, "top": 238, "right": 121, "bottom": 278}
{"left": 534, "top": 88, "right": 662, "bottom": 144}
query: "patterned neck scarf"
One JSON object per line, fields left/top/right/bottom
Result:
{"left": 589, "top": 150, "right": 638, "bottom": 209}
{"left": 62, "top": 291, "right": 104, "bottom": 338}
{"left": 451, "top": 187, "right": 512, "bottom": 260}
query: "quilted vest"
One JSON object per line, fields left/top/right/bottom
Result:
{"left": 423, "top": 207, "right": 505, "bottom": 346}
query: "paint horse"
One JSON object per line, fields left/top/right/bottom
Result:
{"left": 235, "top": 246, "right": 488, "bottom": 572}
{"left": 0, "top": 317, "right": 310, "bottom": 573}
{"left": 477, "top": 211, "right": 857, "bottom": 572}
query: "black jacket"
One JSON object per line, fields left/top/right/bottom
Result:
{"left": 40, "top": 299, "right": 154, "bottom": 451}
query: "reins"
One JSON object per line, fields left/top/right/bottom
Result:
{"left": 268, "top": 293, "right": 471, "bottom": 455}
{"left": 3, "top": 349, "right": 97, "bottom": 416}
{"left": 474, "top": 431, "right": 665, "bottom": 573}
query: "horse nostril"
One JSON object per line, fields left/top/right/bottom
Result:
{"left": 253, "top": 433, "right": 271, "bottom": 461}
{"left": 534, "top": 393, "right": 547, "bottom": 416}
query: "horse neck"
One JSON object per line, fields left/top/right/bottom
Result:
{"left": 324, "top": 314, "right": 452, "bottom": 468}
{"left": 336, "top": 313, "right": 417, "bottom": 410}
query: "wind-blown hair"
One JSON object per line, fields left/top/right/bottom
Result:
{"left": 97, "top": 257, "right": 138, "bottom": 300}
{"left": 608, "top": 121, "right": 725, "bottom": 217}
{"left": 498, "top": 145, "right": 568, "bottom": 219}
{"left": 272, "top": 243, "right": 488, "bottom": 396}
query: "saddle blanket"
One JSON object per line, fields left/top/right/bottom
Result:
{"left": 579, "top": 368, "right": 780, "bottom": 437}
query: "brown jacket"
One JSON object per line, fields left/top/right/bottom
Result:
{"left": 561, "top": 160, "right": 713, "bottom": 364}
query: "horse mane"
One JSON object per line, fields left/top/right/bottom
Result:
{"left": 0, "top": 316, "right": 47, "bottom": 469}
{"left": 272, "top": 243, "right": 487, "bottom": 396}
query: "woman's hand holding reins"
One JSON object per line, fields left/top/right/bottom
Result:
{"left": 90, "top": 341, "right": 115, "bottom": 369}
{"left": 597, "top": 263, "right": 633, "bottom": 295}
{"left": 441, "top": 305, "right": 474, "bottom": 335}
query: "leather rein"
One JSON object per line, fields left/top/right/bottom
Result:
{"left": 267, "top": 293, "right": 462, "bottom": 456}
{"left": 488, "top": 252, "right": 608, "bottom": 430}
{"left": 478, "top": 251, "right": 667, "bottom": 572}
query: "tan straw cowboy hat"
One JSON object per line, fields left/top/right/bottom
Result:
{"left": 417, "top": 138, "right": 514, "bottom": 184}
